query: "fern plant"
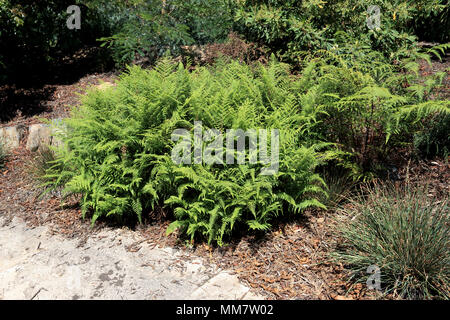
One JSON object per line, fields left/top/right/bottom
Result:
{"left": 298, "top": 45, "right": 450, "bottom": 180}
{"left": 42, "top": 57, "right": 327, "bottom": 245}
{"left": 426, "top": 43, "right": 450, "bottom": 61}
{"left": 42, "top": 50, "right": 449, "bottom": 243}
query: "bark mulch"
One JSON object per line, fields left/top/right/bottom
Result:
{"left": 0, "top": 72, "right": 117, "bottom": 129}
{"left": 187, "top": 214, "right": 360, "bottom": 300}
{"left": 0, "top": 147, "right": 95, "bottom": 238}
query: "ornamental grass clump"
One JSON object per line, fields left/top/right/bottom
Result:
{"left": 0, "top": 142, "right": 7, "bottom": 169}
{"left": 334, "top": 184, "right": 449, "bottom": 299}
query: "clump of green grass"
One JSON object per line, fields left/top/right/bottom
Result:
{"left": 28, "top": 145, "right": 62, "bottom": 183}
{"left": 0, "top": 142, "right": 7, "bottom": 169}
{"left": 319, "top": 167, "right": 356, "bottom": 210}
{"left": 333, "top": 183, "right": 449, "bottom": 299}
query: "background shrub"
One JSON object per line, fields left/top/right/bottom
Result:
{"left": 0, "top": 0, "right": 115, "bottom": 84}
{"left": 233, "top": 0, "right": 449, "bottom": 64}
{"left": 408, "top": 1, "right": 449, "bottom": 43}
{"left": 333, "top": 184, "right": 449, "bottom": 299}
{"left": 3, "top": 0, "right": 446, "bottom": 84}
{"left": 97, "top": 0, "right": 236, "bottom": 66}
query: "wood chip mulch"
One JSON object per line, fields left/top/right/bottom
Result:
{"left": 0, "top": 147, "right": 94, "bottom": 238}
{"left": 399, "top": 157, "right": 450, "bottom": 199}
{"left": 0, "top": 72, "right": 117, "bottom": 129}
{"left": 187, "top": 215, "right": 362, "bottom": 300}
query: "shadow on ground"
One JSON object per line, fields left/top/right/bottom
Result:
{"left": 0, "top": 46, "right": 114, "bottom": 123}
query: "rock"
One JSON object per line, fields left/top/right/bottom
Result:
{"left": 0, "top": 126, "right": 25, "bottom": 151}
{"left": 190, "top": 272, "right": 252, "bottom": 300}
{"left": 26, "top": 124, "right": 51, "bottom": 152}
{"left": 242, "top": 291, "right": 262, "bottom": 300}
{"left": 25, "top": 120, "right": 67, "bottom": 152}
{"left": 334, "top": 295, "right": 353, "bottom": 300}
{"left": 185, "top": 259, "right": 205, "bottom": 275}
{"left": 0, "top": 216, "right": 262, "bottom": 300}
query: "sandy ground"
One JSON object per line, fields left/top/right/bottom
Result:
{"left": 0, "top": 215, "right": 262, "bottom": 300}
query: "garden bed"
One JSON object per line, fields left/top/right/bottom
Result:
{"left": 1, "top": 144, "right": 447, "bottom": 299}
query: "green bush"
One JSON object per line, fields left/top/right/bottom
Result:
{"left": 97, "top": 0, "right": 236, "bottom": 66}
{"left": 234, "top": 0, "right": 448, "bottom": 64}
{"left": 42, "top": 58, "right": 328, "bottom": 245}
{"left": 333, "top": 184, "right": 449, "bottom": 299}
{"left": 297, "top": 45, "right": 450, "bottom": 180}
{"left": 40, "top": 47, "right": 449, "bottom": 244}
{"left": 408, "top": 2, "right": 449, "bottom": 43}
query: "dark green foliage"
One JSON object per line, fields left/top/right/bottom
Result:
{"left": 42, "top": 58, "right": 327, "bottom": 245}
{"left": 97, "top": 0, "right": 236, "bottom": 66}
{"left": 234, "top": 0, "right": 449, "bottom": 64}
{"left": 333, "top": 184, "right": 449, "bottom": 299}
{"left": 409, "top": 2, "right": 449, "bottom": 43}
{"left": 414, "top": 113, "right": 450, "bottom": 158}
{"left": 0, "top": 0, "right": 115, "bottom": 84}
